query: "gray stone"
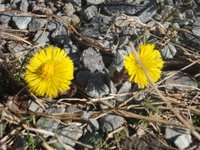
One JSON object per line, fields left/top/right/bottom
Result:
{"left": 161, "top": 43, "right": 177, "bottom": 59}
{"left": 165, "top": 127, "right": 192, "bottom": 149}
{"left": 116, "top": 81, "right": 132, "bottom": 102}
{"left": 174, "top": 134, "right": 192, "bottom": 149}
{"left": 33, "top": 30, "right": 49, "bottom": 46}
{"left": 176, "top": 19, "right": 194, "bottom": 27}
{"left": 164, "top": 72, "right": 198, "bottom": 91}
{"left": 0, "top": 4, "right": 5, "bottom": 11}
{"left": 50, "top": 25, "right": 70, "bottom": 46}
{"left": 80, "top": 14, "right": 113, "bottom": 38}
{"left": 87, "top": 118, "right": 99, "bottom": 132}
{"left": 100, "top": 99, "right": 115, "bottom": 109}
{"left": 12, "top": 135, "right": 28, "bottom": 150}
{"left": 63, "top": 3, "right": 75, "bottom": 16}
{"left": 70, "top": 0, "right": 82, "bottom": 11}
{"left": 192, "top": 27, "right": 200, "bottom": 37}
{"left": 86, "top": 78, "right": 109, "bottom": 98}
{"left": 76, "top": 71, "right": 109, "bottom": 98}
{"left": 99, "top": 115, "right": 125, "bottom": 132}
{"left": 57, "top": 125, "right": 83, "bottom": 146}
{"left": 28, "top": 101, "right": 43, "bottom": 112}
{"left": 86, "top": 0, "right": 105, "bottom": 5}
{"left": 47, "top": 106, "right": 65, "bottom": 114}
{"left": 0, "top": 13, "right": 11, "bottom": 24}
{"left": 28, "top": 17, "right": 47, "bottom": 32}
{"left": 108, "top": 46, "right": 132, "bottom": 76}
{"left": 139, "top": 4, "right": 157, "bottom": 23}
{"left": 83, "top": 5, "right": 97, "bottom": 20}
{"left": 36, "top": 117, "right": 59, "bottom": 137}
{"left": 66, "top": 106, "right": 82, "bottom": 113}
{"left": 36, "top": 106, "right": 65, "bottom": 137}
{"left": 71, "top": 14, "right": 80, "bottom": 25}
{"left": 20, "top": 0, "right": 28, "bottom": 11}
{"left": 47, "top": 20, "right": 59, "bottom": 31}
{"left": 12, "top": 14, "right": 31, "bottom": 29}
{"left": 81, "top": 48, "right": 105, "bottom": 73}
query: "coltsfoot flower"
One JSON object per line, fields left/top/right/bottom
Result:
{"left": 124, "top": 43, "right": 164, "bottom": 88}
{"left": 24, "top": 46, "right": 74, "bottom": 98}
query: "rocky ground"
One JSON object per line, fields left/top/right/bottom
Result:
{"left": 0, "top": 0, "right": 200, "bottom": 149}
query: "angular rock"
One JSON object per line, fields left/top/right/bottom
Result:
{"left": 86, "top": 77, "right": 109, "bottom": 98}
{"left": 28, "top": 17, "right": 47, "bottom": 32}
{"left": 12, "top": 14, "right": 31, "bottom": 29}
{"left": 86, "top": 0, "right": 105, "bottom": 5}
{"left": 33, "top": 30, "right": 49, "bottom": 46}
{"left": 69, "top": 0, "right": 82, "bottom": 11}
{"left": 161, "top": 43, "right": 177, "bottom": 59}
{"left": 20, "top": 0, "right": 28, "bottom": 11}
{"left": 192, "top": 27, "right": 200, "bottom": 37}
{"left": 63, "top": 3, "right": 75, "bottom": 16}
{"left": 174, "top": 134, "right": 192, "bottom": 150}
{"left": 76, "top": 71, "right": 109, "bottom": 97}
{"left": 12, "top": 135, "right": 28, "bottom": 150}
{"left": 81, "top": 47, "right": 105, "bottom": 73}
{"left": 83, "top": 5, "right": 97, "bottom": 20}
{"left": 28, "top": 101, "right": 43, "bottom": 112}
{"left": 99, "top": 115, "right": 125, "bottom": 132}
{"left": 57, "top": 125, "right": 83, "bottom": 146}
{"left": 108, "top": 46, "right": 132, "bottom": 76}
{"left": 50, "top": 25, "right": 70, "bottom": 46}
{"left": 116, "top": 81, "right": 132, "bottom": 102}
{"left": 87, "top": 118, "right": 99, "bottom": 132}
{"left": 165, "top": 127, "right": 192, "bottom": 149}
{"left": 139, "top": 3, "right": 157, "bottom": 23}
{"left": 164, "top": 72, "right": 198, "bottom": 91}
{"left": 80, "top": 14, "right": 113, "bottom": 38}
{"left": 36, "top": 106, "right": 65, "bottom": 137}
{"left": 0, "top": 13, "right": 11, "bottom": 24}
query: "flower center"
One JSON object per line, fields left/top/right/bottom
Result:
{"left": 40, "top": 61, "right": 55, "bottom": 80}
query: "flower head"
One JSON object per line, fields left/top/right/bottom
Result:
{"left": 24, "top": 46, "right": 74, "bottom": 98}
{"left": 124, "top": 43, "right": 164, "bottom": 88}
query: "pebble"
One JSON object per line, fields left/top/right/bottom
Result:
{"left": 83, "top": 5, "right": 98, "bottom": 20}
{"left": 108, "top": 46, "right": 132, "bottom": 76}
{"left": 161, "top": 43, "right": 177, "bottom": 59}
{"left": 192, "top": 27, "right": 200, "bottom": 37}
{"left": 36, "top": 106, "right": 65, "bottom": 137}
{"left": 63, "top": 3, "right": 75, "bottom": 17}
{"left": 12, "top": 136, "right": 28, "bottom": 150}
{"left": 0, "top": 13, "right": 12, "bottom": 24}
{"left": 33, "top": 30, "right": 49, "bottom": 46}
{"left": 56, "top": 125, "right": 83, "bottom": 146}
{"left": 76, "top": 71, "right": 109, "bottom": 97}
{"left": 86, "top": 0, "right": 105, "bottom": 5}
{"left": 50, "top": 25, "right": 70, "bottom": 46}
{"left": 86, "top": 77, "right": 109, "bottom": 97}
{"left": 116, "top": 81, "right": 132, "bottom": 102}
{"left": 20, "top": 0, "right": 28, "bottom": 11}
{"left": 139, "top": 4, "right": 157, "bottom": 23}
{"left": 164, "top": 72, "right": 198, "bottom": 91}
{"left": 12, "top": 14, "right": 31, "bottom": 29}
{"left": 28, "top": 101, "right": 43, "bottom": 112}
{"left": 28, "top": 17, "right": 47, "bottom": 32}
{"left": 99, "top": 115, "right": 125, "bottom": 132}
{"left": 81, "top": 47, "right": 105, "bottom": 73}
{"left": 165, "top": 127, "right": 192, "bottom": 149}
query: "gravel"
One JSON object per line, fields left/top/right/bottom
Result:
{"left": 0, "top": 0, "right": 200, "bottom": 149}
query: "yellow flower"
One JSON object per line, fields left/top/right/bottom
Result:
{"left": 124, "top": 43, "right": 164, "bottom": 88}
{"left": 24, "top": 46, "right": 74, "bottom": 98}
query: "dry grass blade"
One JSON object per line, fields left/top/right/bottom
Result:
{"left": 0, "top": 31, "right": 32, "bottom": 45}
{"left": 128, "top": 41, "right": 200, "bottom": 141}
